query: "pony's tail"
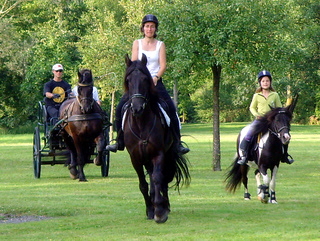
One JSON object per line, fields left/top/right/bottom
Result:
{"left": 225, "top": 156, "right": 248, "bottom": 193}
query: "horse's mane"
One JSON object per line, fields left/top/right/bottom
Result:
{"left": 253, "top": 107, "right": 292, "bottom": 135}
{"left": 78, "top": 69, "right": 93, "bottom": 86}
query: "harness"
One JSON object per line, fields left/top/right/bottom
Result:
{"left": 61, "top": 98, "right": 102, "bottom": 124}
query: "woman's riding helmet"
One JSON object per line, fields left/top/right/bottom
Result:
{"left": 142, "top": 14, "right": 159, "bottom": 26}
{"left": 141, "top": 14, "right": 159, "bottom": 37}
{"left": 258, "top": 70, "right": 272, "bottom": 82}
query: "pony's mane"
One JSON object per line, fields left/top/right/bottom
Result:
{"left": 78, "top": 69, "right": 93, "bottom": 86}
{"left": 254, "top": 107, "right": 292, "bottom": 135}
{"left": 263, "top": 107, "right": 292, "bottom": 123}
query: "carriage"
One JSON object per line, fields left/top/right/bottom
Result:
{"left": 32, "top": 99, "right": 111, "bottom": 179}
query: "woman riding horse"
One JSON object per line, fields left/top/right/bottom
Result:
{"left": 106, "top": 14, "right": 189, "bottom": 155}
{"left": 122, "top": 54, "right": 190, "bottom": 223}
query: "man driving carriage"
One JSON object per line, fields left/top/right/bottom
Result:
{"left": 43, "top": 64, "right": 71, "bottom": 125}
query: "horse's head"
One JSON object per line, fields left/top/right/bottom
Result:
{"left": 124, "top": 54, "right": 155, "bottom": 117}
{"left": 78, "top": 69, "right": 93, "bottom": 86}
{"left": 77, "top": 69, "right": 94, "bottom": 113}
{"left": 267, "top": 106, "right": 293, "bottom": 145}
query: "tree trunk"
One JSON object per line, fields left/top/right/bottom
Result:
{"left": 173, "top": 79, "right": 178, "bottom": 110}
{"left": 212, "top": 64, "right": 222, "bottom": 171}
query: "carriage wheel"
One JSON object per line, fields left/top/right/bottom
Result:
{"left": 33, "top": 126, "right": 41, "bottom": 178}
{"left": 101, "top": 128, "right": 110, "bottom": 177}
{"left": 101, "top": 150, "right": 110, "bottom": 177}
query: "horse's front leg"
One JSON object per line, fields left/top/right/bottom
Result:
{"left": 93, "top": 133, "right": 106, "bottom": 166}
{"left": 152, "top": 155, "right": 170, "bottom": 224}
{"left": 68, "top": 151, "right": 78, "bottom": 179}
{"left": 269, "top": 166, "right": 279, "bottom": 203}
{"left": 133, "top": 163, "right": 154, "bottom": 219}
{"left": 62, "top": 133, "right": 78, "bottom": 179}
{"left": 257, "top": 168, "right": 270, "bottom": 203}
{"left": 74, "top": 141, "right": 88, "bottom": 182}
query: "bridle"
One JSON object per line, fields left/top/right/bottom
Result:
{"left": 77, "top": 82, "right": 95, "bottom": 113}
{"left": 126, "top": 68, "right": 150, "bottom": 113}
{"left": 269, "top": 111, "right": 290, "bottom": 138}
{"left": 130, "top": 93, "right": 148, "bottom": 111}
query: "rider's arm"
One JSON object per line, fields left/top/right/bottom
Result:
{"left": 45, "top": 92, "right": 55, "bottom": 99}
{"left": 249, "top": 94, "right": 260, "bottom": 118}
{"left": 131, "top": 40, "right": 139, "bottom": 61}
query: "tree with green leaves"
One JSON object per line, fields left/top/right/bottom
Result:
{"left": 157, "top": 0, "right": 308, "bottom": 170}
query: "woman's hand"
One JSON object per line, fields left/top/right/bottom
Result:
{"left": 152, "top": 76, "right": 159, "bottom": 86}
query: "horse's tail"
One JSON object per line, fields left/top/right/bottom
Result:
{"left": 225, "top": 156, "right": 248, "bottom": 193}
{"left": 166, "top": 149, "right": 191, "bottom": 191}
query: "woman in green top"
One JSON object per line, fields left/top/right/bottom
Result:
{"left": 238, "top": 70, "right": 294, "bottom": 165}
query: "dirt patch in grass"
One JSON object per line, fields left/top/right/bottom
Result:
{"left": 0, "top": 213, "right": 52, "bottom": 224}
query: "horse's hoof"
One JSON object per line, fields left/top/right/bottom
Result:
{"left": 79, "top": 179, "right": 88, "bottom": 182}
{"left": 146, "top": 209, "right": 154, "bottom": 220}
{"left": 154, "top": 215, "right": 168, "bottom": 223}
{"left": 93, "top": 157, "right": 101, "bottom": 166}
{"left": 258, "top": 196, "right": 268, "bottom": 204}
{"left": 154, "top": 209, "right": 169, "bottom": 223}
{"left": 69, "top": 174, "right": 78, "bottom": 180}
{"left": 69, "top": 166, "right": 78, "bottom": 179}
{"left": 244, "top": 193, "right": 251, "bottom": 200}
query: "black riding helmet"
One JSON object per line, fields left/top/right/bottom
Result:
{"left": 142, "top": 14, "right": 158, "bottom": 26}
{"left": 140, "top": 14, "right": 159, "bottom": 37}
{"left": 258, "top": 70, "right": 272, "bottom": 82}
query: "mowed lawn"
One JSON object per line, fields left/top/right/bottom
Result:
{"left": 0, "top": 123, "right": 319, "bottom": 240}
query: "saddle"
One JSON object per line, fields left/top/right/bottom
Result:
{"left": 246, "top": 132, "right": 288, "bottom": 163}
{"left": 121, "top": 98, "right": 170, "bottom": 129}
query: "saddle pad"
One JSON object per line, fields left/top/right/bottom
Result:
{"left": 121, "top": 103, "right": 171, "bottom": 130}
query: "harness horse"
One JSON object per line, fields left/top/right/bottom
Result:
{"left": 225, "top": 104, "right": 296, "bottom": 203}
{"left": 59, "top": 69, "right": 106, "bottom": 181}
{"left": 122, "top": 54, "right": 190, "bottom": 223}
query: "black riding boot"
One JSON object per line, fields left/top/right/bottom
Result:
{"left": 105, "top": 111, "right": 125, "bottom": 153}
{"left": 237, "top": 139, "right": 251, "bottom": 165}
{"left": 281, "top": 144, "right": 294, "bottom": 164}
{"left": 106, "top": 130, "right": 124, "bottom": 153}
{"left": 178, "top": 137, "right": 190, "bottom": 154}
{"left": 171, "top": 114, "right": 189, "bottom": 154}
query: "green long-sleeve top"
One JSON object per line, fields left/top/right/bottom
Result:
{"left": 249, "top": 91, "right": 282, "bottom": 118}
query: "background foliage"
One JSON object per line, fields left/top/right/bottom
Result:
{"left": 0, "top": 0, "right": 320, "bottom": 129}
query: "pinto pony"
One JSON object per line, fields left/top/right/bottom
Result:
{"left": 225, "top": 103, "right": 296, "bottom": 203}
{"left": 59, "top": 69, "right": 105, "bottom": 181}
{"left": 122, "top": 54, "right": 190, "bottom": 223}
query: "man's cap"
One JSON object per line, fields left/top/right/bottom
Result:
{"left": 52, "top": 64, "right": 64, "bottom": 71}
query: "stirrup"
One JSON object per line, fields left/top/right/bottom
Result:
{"left": 237, "top": 156, "right": 247, "bottom": 165}
{"left": 281, "top": 154, "right": 294, "bottom": 164}
{"left": 106, "top": 143, "right": 118, "bottom": 153}
{"left": 179, "top": 144, "right": 190, "bottom": 154}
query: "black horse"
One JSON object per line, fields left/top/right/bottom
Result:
{"left": 225, "top": 104, "right": 296, "bottom": 203}
{"left": 122, "top": 54, "right": 190, "bottom": 223}
{"left": 59, "top": 69, "right": 105, "bottom": 181}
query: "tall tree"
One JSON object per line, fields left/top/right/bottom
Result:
{"left": 159, "top": 0, "right": 305, "bottom": 170}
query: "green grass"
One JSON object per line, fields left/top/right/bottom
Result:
{"left": 0, "top": 123, "right": 320, "bottom": 240}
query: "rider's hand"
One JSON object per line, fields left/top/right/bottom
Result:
{"left": 52, "top": 94, "right": 60, "bottom": 99}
